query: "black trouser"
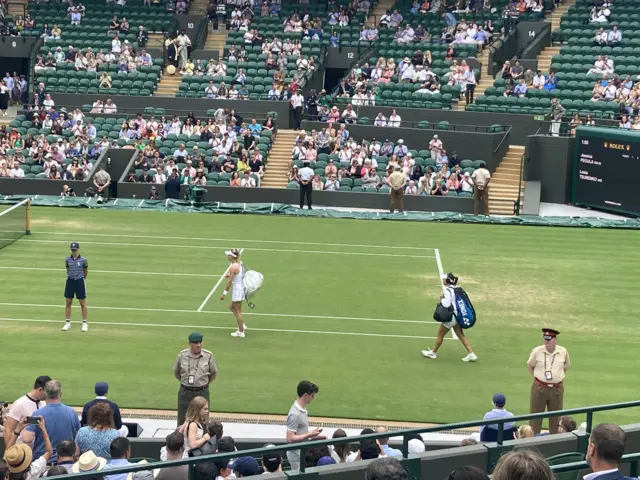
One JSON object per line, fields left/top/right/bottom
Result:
{"left": 293, "top": 106, "right": 302, "bottom": 129}
{"left": 177, "top": 385, "right": 209, "bottom": 426}
{"left": 300, "top": 182, "right": 312, "bottom": 209}
{"left": 466, "top": 83, "right": 476, "bottom": 104}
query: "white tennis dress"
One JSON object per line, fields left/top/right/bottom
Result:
{"left": 231, "top": 262, "right": 245, "bottom": 302}
{"left": 441, "top": 287, "right": 458, "bottom": 329}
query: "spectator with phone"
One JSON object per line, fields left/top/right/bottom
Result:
{"left": 3, "top": 376, "right": 51, "bottom": 446}
{"left": 3, "top": 416, "right": 53, "bottom": 480}
{"left": 285, "top": 380, "right": 325, "bottom": 471}
{"left": 21, "top": 380, "right": 80, "bottom": 463}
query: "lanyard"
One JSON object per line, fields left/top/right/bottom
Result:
{"left": 188, "top": 355, "right": 200, "bottom": 376}
{"left": 544, "top": 352, "right": 556, "bottom": 370}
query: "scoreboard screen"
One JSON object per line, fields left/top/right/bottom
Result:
{"left": 572, "top": 126, "right": 640, "bottom": 217}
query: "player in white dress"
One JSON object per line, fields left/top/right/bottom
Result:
{"left": 220, "top": 249, "right": 248, "bottom": 338}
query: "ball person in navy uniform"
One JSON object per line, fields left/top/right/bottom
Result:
{"left": 62, "top": 242, "right": 89, "bottom": 332}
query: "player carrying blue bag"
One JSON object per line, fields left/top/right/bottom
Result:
{"left": 421, "top": 272, "right": 478, "bottom": 363}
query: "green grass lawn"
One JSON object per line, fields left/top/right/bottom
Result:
{"left": 1, "top": 206, "right": 640, "bottom": 426}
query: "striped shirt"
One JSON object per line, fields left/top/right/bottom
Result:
{"left": 66, "top": 255, "right": 88, "bottom": 280}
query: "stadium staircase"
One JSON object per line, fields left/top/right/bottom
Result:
{"left": 488, "top": 144, "right": 525, "bottom": 215}
{"left": 261, "top": 129, "right": 297, "bottom": 188}
{"left": 8, "top": 0, "right": 26, "bottom": 16}
{"left": 536, "top": 0, "right": 575, "bottom": 72}
{"left": 189, "top": 0, "right": 209, "bottom": 14}
{"left": 147, "top": 33, "right": 166, "bottom": 49}
{"left": 204, "top": 26, "right": 229, "bottom": 60}
{"left": 155, "top": 70, "right": 182, "bottom": 97}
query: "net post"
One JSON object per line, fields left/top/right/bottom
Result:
{"left": 26, "top": 199, "right": 31, "bottom": 235}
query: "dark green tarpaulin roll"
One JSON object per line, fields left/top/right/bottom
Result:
{"left": 1, "top": 195, "right": 639, "bottom": 229}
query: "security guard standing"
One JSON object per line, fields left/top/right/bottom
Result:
{"left": 299, "top": 160, "right": 314, "bottom": 210}
{"left": 527, "top": 328, "right": 570, "bottom": 434}
{"left": 174, "top": 332, "right": 218, "bottom": 426}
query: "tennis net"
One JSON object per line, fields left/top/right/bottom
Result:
{"left": 0, "top": 199, "right": 31, "bottom": 252}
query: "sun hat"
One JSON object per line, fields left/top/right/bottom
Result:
{"left": 72, "top": 451, "right": 107, "bottom": 473}
{"left": 4, "top": 445, "right": 33, "bottom": 473}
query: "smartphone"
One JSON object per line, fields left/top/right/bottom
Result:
{"left": 26, "top": 416, "right": 42, "bottom": 425}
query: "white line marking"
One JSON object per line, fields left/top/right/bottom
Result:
{"left": 435, "top": 248, "right": 458, "bottom": 340}
{"left": 0, "top": 302, "right": 439, "bottom": 325}
{"left": 0, "top": 266, "right": 219, "bottom": 277}
{"left": 4, "top": 239, "right": 434, "bottom": 258}
{"left": 197, "top": 248, "right": 244, "bottom": 312}
{"left": 0, "top": 317, "right": 451, "bottom": 341}
{"left": 21, "top": 231, "right": 437, "bottom": 251}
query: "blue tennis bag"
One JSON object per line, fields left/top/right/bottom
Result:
{"left": 452, "top": 287, "right": 476, "bottom": 329}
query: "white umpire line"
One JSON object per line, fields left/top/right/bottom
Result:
{"left": 0, "top": 316, "right": 453, "bottom": 341}
{"left": 197, "top": 248, "right": 245, "bottom": 312}
{"left": 0, "top": 266, "right": 220, "bottom": 277}
{"left": 1, "top": 238, "right": 435, "bottom": 259}
{"left": 18, "top": 230, "right": 439, "bottom": 251}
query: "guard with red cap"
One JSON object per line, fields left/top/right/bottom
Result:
{"left": 527, "top": 328, "right": 571, "bottom": 434}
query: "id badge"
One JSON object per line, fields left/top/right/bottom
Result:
{"left": 544, "top": 370, "right": 552, "bottom": 381}
{"left": 188, "top": 375, "right": 195, "bottom": 385}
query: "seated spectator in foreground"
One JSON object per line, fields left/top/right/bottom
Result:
{"left": 330, "top": 429, "right": 351, "bottom": 463}
{"left": 558, "top": 416, "right": 577, "bottom": 434}
{"left": 230, "top": 457, "right": 262, "bottom": 477}
{"left": 324, "top": 174, "right": 340, "bottom": 191}
{"left": 103, "top": 437, "right": 132, "bottom": 480}
{"left": 516, "top": 425, "right": 534, "bottom": 439}
{"left": 4, "top": 416, "right": 53, "bottom": 480}
{"left": 586, "top": 423, "right": 632, "bottom": 480}
{"left": 447, "top": 466, "right": 489, "bottom": 480}
{"left": 492, "top": 449, "right": 553, "bottom": 480}
{"left": 54, "top": 440, "right": 77, "bottom": 472}
{"left": 262, "top": 446, "right": 283, "bottom": 474}
{"left": 156, "top": 432, "right": 188, "bottom": 480}
{"left": 376, "top": 427, "right": 402, "bottom": 457}
{"left": 481, "top": 393, "right": 514, "bottom": 436}
{"left": 461, "top": 438, "right": 479, "bottom": 447}
{"left": 365, "top": 458, "right": 408, "bottom": 480}
{"left": 347, "top": 429, "right": 384, "bottom": 462}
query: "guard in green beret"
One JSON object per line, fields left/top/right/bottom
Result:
{"left": 174, "top": 332, "right": 218, "bottom": 426}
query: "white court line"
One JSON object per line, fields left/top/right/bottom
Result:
{"left": 0, "top": 317, "right": 452, "bottom": 341}
{"left": 197, "top": 248, "right": 244, "bottom": 312}
{"left": 1, "top": 239, "right": 434, "bottom": 259}
{"left": 0, "top": 302, "right": 440, "bottom": 325}
{"left": 434, "top": 248, "right": 458, "bottom": 340}
{"left": 19, "top": 230, "right": 437, "bottom": 251}
{"left": 0, "top": 266, "right": 218, "bottom": 277}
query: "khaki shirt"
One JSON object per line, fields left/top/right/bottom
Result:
{"left": 527, "top": 345, "right": 570, "bottom": 384}
{"left": 174, "top": 348, "right": 218, "bottom": 387}
{"left": 389, "top": 171, "right": 405, "bottom": 190}
{"left": 471, "top": 168, "right": 490, "bottom": 189}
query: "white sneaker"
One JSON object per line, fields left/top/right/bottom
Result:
{"left": 243, "top": 323, "right": 248, "bottom": 330}
{"left": 462, "top": 352, "right": 478, "bottom": 362}
{"left": 81, "top": 322, "right": 88, "bottom": 332}
{"left": 421, "top": 349, "right": 437, "bottom": 359}
{"left": 62, "top": 322, "right": 71, "bottom": 331}
{"left": 230, "top": 330, "right": 245, "bottom": 338}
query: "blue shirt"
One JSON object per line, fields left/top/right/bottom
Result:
{"left": 66, "top": 254, "right": 88, "bottom": 280}
{"left": 75, "top": 427, "right": 120, "bottom": 459}
{"left": 26, "top": 403, "right": 81, "bottom": 462}
{"left": 481, "top": 408, "right": 515, "bottom": 432}
{"left": 104, "top": 458, "right": 132, "bottom": 480}
{"left": 381, "top": 444, "right": 402, "bottom": 457}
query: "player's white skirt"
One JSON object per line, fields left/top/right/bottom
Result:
{"left": 442, "top": 318, "right": 458, "bottom": 330}
{"left": 231, "top": 287, "right": 245, "bottom": 303}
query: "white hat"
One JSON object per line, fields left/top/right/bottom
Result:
{"left": 72, "top": 451, "right": 107, "bottom": 473}
{"left": 398, "top": 139, "right": 404, "bottom": 143}
{"left": 433, "top": 134, "right": 438, "bottom": 139}
{"left": 408, "top": 438, "right": 426, "bottom": 454}
{"left": 464, "top": 172, "right": 470, "bottom": 176}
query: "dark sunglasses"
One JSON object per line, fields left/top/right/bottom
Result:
{"left": 543, "top": 335, "right": 554, "bottom": 341}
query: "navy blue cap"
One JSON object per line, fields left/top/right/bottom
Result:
{"left": 95, "top": 382, "right": 109, "bottom": 396}
{"left": 230, "top": 457, "right": 261, "bottom": 477}
{"left": 317, "top": 456, "right": 336, "bottom": 466}
{"left": 70, "top": 242, "right": 80, "bottom": 250}
{"left": 492, "top": 393, "right": 506, "bottom": 407}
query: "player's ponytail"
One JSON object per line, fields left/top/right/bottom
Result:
{"left": 445, "top": 272, "right": 458, "bottom": 286}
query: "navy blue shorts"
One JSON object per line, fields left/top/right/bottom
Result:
{"left": 64, "top": 278, "right": 86, "bottom": 300}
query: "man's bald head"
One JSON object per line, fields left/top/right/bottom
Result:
{"left": 376, "top": 426, "right": 389, "bottom": 445}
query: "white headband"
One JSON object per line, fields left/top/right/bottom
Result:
{"left": 225, "top": 250, "right": 237, "bottom": 258}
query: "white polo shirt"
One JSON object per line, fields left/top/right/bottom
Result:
{"left": 299, "top": 166, "right": 314, "bottom": 182}
{"left": 291, "top": 94, "right": 304, "bottom": 108}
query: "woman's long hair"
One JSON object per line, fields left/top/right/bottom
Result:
{"left": 332, "top": 429, "right": 350, "bottom": 462}
{"left": 184, "top": 396, "right": 209, "bottom": 426}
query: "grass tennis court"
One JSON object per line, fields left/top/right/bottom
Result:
{"left": 1, "top": 206, "right": 640, "bottom": 426}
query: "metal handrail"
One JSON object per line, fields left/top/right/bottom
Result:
{"left": 42, "top": 399, "right": 640, "bottom": 479}
{"left": 514, "top": 151, "right": 525, "bottom": 214}
{"left": 492, "top": 124, "right": 512, "bottom": 153}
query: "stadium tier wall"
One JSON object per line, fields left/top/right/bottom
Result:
{"left": 525, "top": 134, "right": 574, "bottom": 204}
